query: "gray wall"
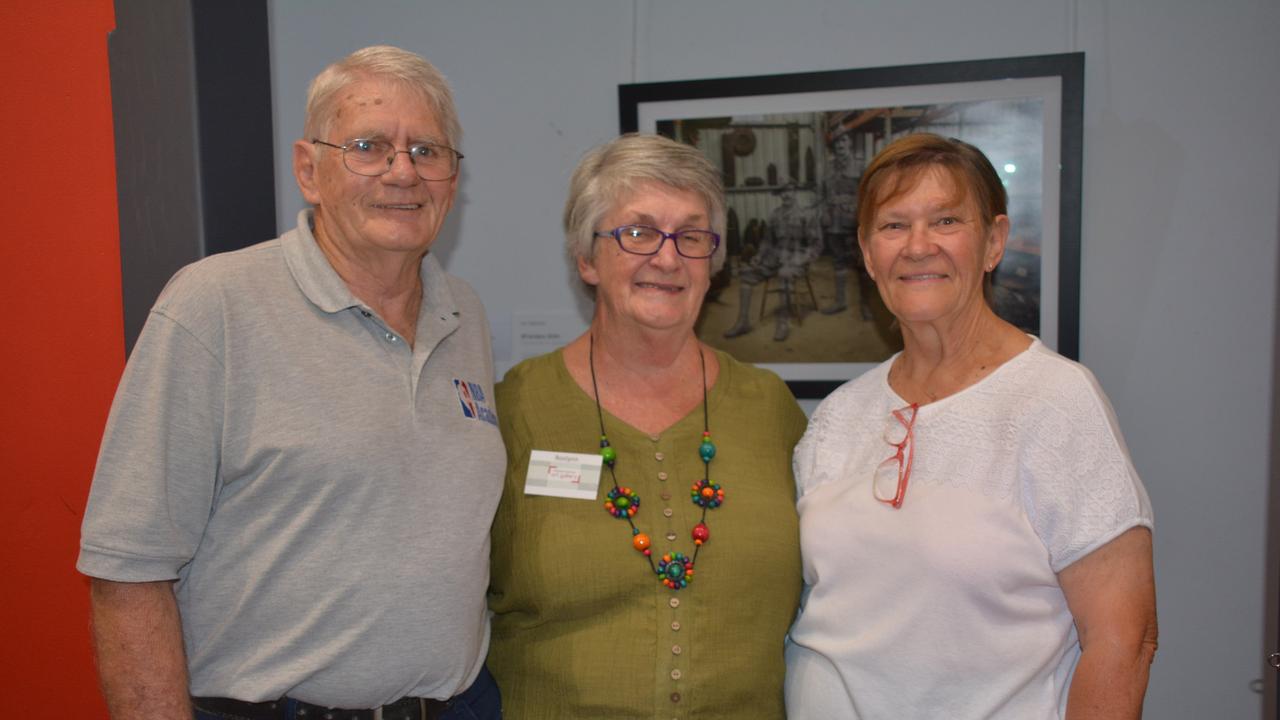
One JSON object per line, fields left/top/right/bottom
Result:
{"left": 268, "top": 1, "right": 1280, "bottom": 716}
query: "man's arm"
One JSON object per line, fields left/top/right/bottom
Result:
{"left": 1059, "top": 526, "right": 1158, "bottom": 720}
{"left": 90, "top": 578, "right": 194, "bottom": 720}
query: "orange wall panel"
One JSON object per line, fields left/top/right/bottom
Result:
{"left": 0, "top": 0, "right": 121, "bottom": 713}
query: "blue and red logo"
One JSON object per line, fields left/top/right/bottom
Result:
{"left": 453, "top": 378, "right": 498, "bottom": 426}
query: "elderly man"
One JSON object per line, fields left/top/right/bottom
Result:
{"left": 78, "top": 46, "right": 504, "bottom": 719}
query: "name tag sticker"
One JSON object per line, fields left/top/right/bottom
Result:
{"left": 525, "top": 450, "right": 603, "bottom": 500}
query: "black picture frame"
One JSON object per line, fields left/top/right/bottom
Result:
{"left": 619, "top": 53, "right": 1083, "bottom": 399}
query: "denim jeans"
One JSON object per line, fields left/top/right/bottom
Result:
{"left": 194, "top": 664, "right": 502, "bottom": 720}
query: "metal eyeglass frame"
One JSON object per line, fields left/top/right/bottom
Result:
{"left": 311, "top": 138, "right": 464, "bottom": 181}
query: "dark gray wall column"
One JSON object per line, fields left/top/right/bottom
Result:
{"left": 110, "top": 0, "right": 276, "bottom": 353}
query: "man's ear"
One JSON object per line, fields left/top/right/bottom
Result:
{"left": 293, "top": 140, "right": 322, "bottom": 205}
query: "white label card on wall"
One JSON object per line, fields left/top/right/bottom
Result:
{"left": 524, "top": 450, "right": 603, "bottom": 500}
{"left": 512, "top": 312, "right": 587, "bottom": 363}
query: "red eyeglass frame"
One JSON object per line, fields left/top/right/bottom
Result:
{"left": 874, "top": 403, "right": 919, "bottom": 509}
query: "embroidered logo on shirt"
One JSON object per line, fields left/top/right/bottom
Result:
{"left": 453, "top": 379, "right": 498, "bottom": 426}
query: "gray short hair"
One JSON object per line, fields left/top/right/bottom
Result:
{"left": 564, "top": 134, "right": 727, "bottom": 274}
{"left": 303, "top": 45, "right": 461, "bottom": 149}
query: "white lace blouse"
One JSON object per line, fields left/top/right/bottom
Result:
{"left": 785, "top": 337, "right": 1152, "bottom": 719}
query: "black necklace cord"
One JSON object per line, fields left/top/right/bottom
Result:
{"left": 588, "top": 334, "right": 712, "bottom": 576}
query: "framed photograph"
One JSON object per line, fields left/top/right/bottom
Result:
{"left": 619, "top": 53, "right": 1083, "bottom": 398}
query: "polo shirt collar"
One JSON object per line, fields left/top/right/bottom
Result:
{"left": 282, "top": 209, "right": 458, "bottom": 318}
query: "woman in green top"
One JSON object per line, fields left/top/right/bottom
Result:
{"left": 488, "top": 134, "right": 807, "bottom": 719}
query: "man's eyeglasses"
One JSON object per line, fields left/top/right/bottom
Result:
{"left": 593, "top": 225, "right": 720, "bottom": 259}
{"left": 312, "top": 138, "right": 463, "bottom": 181}
{"left": 873, "top": 403, "right": 918, "bottom": 509}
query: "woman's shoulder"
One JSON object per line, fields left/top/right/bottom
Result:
{"left": 712, "top": 349, "right": 807, "bottom": 421}
{"left": 809, "top": 358, "right": 894, "bottom": 423}
{"left": 712, "top": 350, "right": 809, "bottom": 452}
{"left": 987, "top": 338, "right": 1112, "bottom": 411}
{"left": 714, "top": 350, "right": 788, "bottom": 395}
{"left": 496, "top": 350, "right": 569, "bottom": 401}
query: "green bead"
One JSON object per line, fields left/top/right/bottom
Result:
{"left": 601, "top": 446, "right": 617, "bottom": 464}
{"left": 615, "top": 495, "right": 630, "bottom": 509}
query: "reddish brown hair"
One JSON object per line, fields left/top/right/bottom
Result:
{"left": 857, "top": 133, "right": 1007, "bottom": 232}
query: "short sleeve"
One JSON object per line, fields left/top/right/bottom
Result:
{"left": 77, "top": 309, "right": 226, "bottom": 581}
{"left": 1019, "top": 362, "right": 1153, "bottom": 572}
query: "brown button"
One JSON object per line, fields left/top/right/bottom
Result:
{"left": 670, "top": 669, "right": 682, "bottom": 680}
{"left": 661, "top": 492, "right": 671, "bottom": 501}
{"left": 663, "top": 508, "right": 673, "bottom": 518}
{"left": 670, "top": 692, "right": 681, "bottom": 703}
{"left": 672, "top": 644, "right": 682, "bottom": 655}
{"left": 655, "top": 452, "right": 665, "bottom": 461}
{"left": 671, "top": 621, "right": 681, "bottom": 631}
{"left": 669, "top": 597, "right": 680, "bottom": 608}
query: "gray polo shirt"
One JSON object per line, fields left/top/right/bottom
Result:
{"left": 78, "top": 211, "right": 505, "bottom": 707}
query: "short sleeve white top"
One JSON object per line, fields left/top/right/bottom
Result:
{"left": 785, "top": 338, "right": 1152, "bottom": 719}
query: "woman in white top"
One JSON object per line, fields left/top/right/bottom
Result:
{"left": 785, "top": 133, "right": 1157, "bottom": 719}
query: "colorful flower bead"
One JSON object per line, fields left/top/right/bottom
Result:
{"left": 657, "top": 552, "right": 695, "bottom": 590}
{"left": 690, "top": 479, "right": 724, "bottom": 509}
{"left": 604, "top": 486, "right": 640, "bottom": 518}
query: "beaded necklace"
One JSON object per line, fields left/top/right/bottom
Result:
{"left": 589, "top": 334, "right": 723, "bottom": 590}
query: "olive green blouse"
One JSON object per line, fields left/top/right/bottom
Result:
{"left": 487, "top": 349, "right": 807, "bottom": 719}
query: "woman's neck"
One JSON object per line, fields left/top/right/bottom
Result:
{"left": 891, "top": 306, "right": 1029, "bottom": 404}
{"left": 562, "top": 321, "right": 717, "bottom": 435}
{"left": 589, "top": 315, "right": 699, "bottom": 375}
